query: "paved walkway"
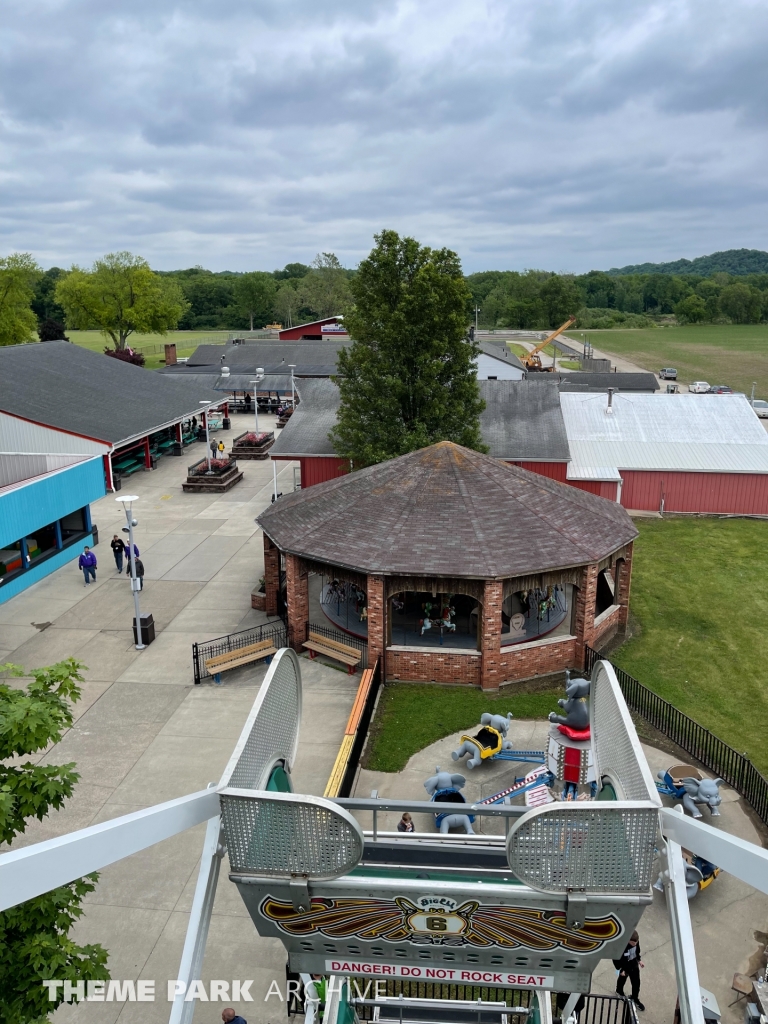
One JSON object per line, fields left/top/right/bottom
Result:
{"left": 0, "top": 423, "right": 360, "bottom": 1023}
{"left": 357, "top": 722, "right": 768, "bottom": 1024}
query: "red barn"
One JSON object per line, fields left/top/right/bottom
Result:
{"left": 278, "top": 317, "right": 348, "bottom": 341}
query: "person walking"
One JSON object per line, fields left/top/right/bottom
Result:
{"left": 221, "top": 1010, "right": 247, "bottom": 1024}
{"left": 133, "top": 556, "right": 145, "bottom": 590}
{"left": 111, "top": 534, "right": 125, "bottom": 573}
{"left": 217, "top": 440, "right": 226, "bottom": 458}
{"left": 613, "top": 930, "right": 645, "bottom": 1010}
{"left": 210, "top": 438, "right": 218, "bottom": 460}
{"left": 124, "top": 542, "right": 140, "bottom": 575}
{"left": 78, "top": 546, "right": 97, "bottom": 586}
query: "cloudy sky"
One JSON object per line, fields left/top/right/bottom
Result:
{"left": 2, "top": 0, "right": 766, "bottom": 273}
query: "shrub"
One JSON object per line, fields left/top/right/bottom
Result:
{"left": 104, "top": 347, "right": 145, "bottom": 366}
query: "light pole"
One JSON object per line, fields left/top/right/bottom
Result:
{"left": 199, "top": 400, "right": 212, "bottom": 470}
{"left": 288, "top": 364, "right": 296, "bottom": 409}
{"left": 474, "top": 305, "right": 480, "bottom": 333}
{"left": 116, "top": 495, "right": 145, "bottom": 651}
{"left": 250, "top": 368, "right": 265, "bottom": 434}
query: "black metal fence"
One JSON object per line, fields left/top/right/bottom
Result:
{"left": 585, "top": 646, "right": 768, "bottom": 826}
{"left": 192, "top": 620, "right": 288, "bottom": 684}
{"left": 305, "top": 620, "right": 369, "bottom": 670}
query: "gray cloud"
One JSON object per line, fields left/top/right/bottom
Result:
{"left": 0, "top": 0, "right": 766, "bottom": 272}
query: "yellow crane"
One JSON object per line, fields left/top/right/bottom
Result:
{"left": 522, "top": 316, "right": 577, "bottom": 371}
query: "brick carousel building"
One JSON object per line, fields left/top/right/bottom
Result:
{"left": 257, "top": 442, "right": 638, "bottom": 689}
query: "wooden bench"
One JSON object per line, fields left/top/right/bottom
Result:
{"left": 204, "top": 639, "right": 277, "bottom": 684}
{"left": 302, "top": 631, "right": 361, "bottom": 674}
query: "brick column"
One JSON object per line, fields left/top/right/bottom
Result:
{"left": 367, "top": 575, "right": 385, "bottom": 671}
{"left": 616, "top": 543, "right": 633, "bottom": 628}
{"left": 480, "top": 579, "right": 503, "bottom": 690}
{"left": 286, "top": 554, "right": 309, "bottom": 649}
{"left": 263, "top": 534, "right": 280, "bottom": 616}
{"left": 574, "top": 563, "right": 599, "bottom": 668}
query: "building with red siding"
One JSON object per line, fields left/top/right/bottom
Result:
{"left": 278, "top": 317, "right": 348, "bottom": 341}
{"left": 559, "top": 392, "right": 768, "bottom": 514}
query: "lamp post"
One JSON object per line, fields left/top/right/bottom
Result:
{"left": 199, "top": 400, "right": 212, "bottom": 470}
{"left": 116, "top": 495, "right": 145, "bottom": 651}
{"left": 250, "top": 368, "right": 265, "bottom": 434}
{"left": 288, "top": 364, "right": 296, "bottom": 409}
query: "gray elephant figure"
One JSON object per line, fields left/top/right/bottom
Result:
{"left": 424, "top": 767, "right": 475, "bottom": 834}
{"left": 548, "top": 671, "right": 590, "bottom": 729}
{"left": 679, "top": 776, "right": 724, "bottom": 818}
{"left": 451, "top": 711, "right": 514, "bottom": 768}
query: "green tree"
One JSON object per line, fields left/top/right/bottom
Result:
{"left": 539, "top": 275, "right": 581, "bottom": 327}
{"left": 273, "top": 262, "right": 311, "bottom": 281}
{"left": 55, "top": 252, "right": 188, "bottom": 351}
{"left": 674, "top": 294, "right": 708, "bottom": 324}
{"left": 274, "top": 279, "right": 303, "bottom": 328}
{"left": 234, "top": 271, "right": 277, "bottom": 330}
{"left": 31, "top": 267, "right": 68, "bottom": 325}
{"left": 0, "top": 659, "right": 109, "bottom": 1022}
{"left": 331, "top": 230, "right": 485, "bottom": 465}
{"left": 720, "top": 282, "right": 763, "bottom": 323}
{"left": 296, "top": 253, "right": 353, "bottom": 320}
{"left": 0, "top": 253, "right": 40, "bottom": 346}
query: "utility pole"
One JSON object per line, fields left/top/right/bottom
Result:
{"left": 116, "top": 495, "right": 145, "bottom": 650}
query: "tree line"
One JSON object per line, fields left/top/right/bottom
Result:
{"left": 3, "top": 248, "right": 768, "bottom": 350}
{"left": 466, "top": 268, "right": 768, "bottom": 330}
{"left": 0, "top": 251, "right": 356, "bottom": 348}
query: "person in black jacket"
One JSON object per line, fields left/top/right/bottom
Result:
{"left": 613, "top": 930, "right": 645, "bottom": 1010}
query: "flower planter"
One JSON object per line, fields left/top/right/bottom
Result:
{"left": 251, "top": 588, "right": 267, "bottom": 610}
{"left": 230, "top": 430, "right": 275, "bottom": 460}
{"left": 182, "top": 457, "right": 244, "bottom": 493}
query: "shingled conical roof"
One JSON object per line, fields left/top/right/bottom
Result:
{"left": 258, "top": 441, "right": 637, "bottom": 579}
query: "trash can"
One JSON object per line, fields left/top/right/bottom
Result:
{"left": 222, "top": 417, "right": 231, "bottom": 430}
{"left": 91, "top": 525, "right": 99, "bottom": 546}
{"left": 133, "top": 613, "right": 155, "bottom": 646}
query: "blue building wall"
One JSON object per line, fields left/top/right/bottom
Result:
{"left": 0, "top": 457, "right": 106, "bottom": 604}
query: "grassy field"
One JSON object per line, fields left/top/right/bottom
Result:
{"left": 67, "top": 330, "right": 229, "bottom": 368}
{"left": 568, "top": 324, "right": 768, "bottom": 397}
{"left": 365, "top": 683, "right": 560, "bottom": 773}
{"left": 613, "top": 518, "right": 768, "bottom": 774}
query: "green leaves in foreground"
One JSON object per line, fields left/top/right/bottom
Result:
{"left": 0, "top": 659, "right": 109, "bottom": 1022}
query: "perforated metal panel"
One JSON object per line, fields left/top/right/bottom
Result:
{"left": 218, "top": 648, "right": 302, "bottom": 792}
{"left": 506, "top": 802, "right": 658, "bottom": 895}
{"left": 590, "top": 661, "right": 660, "bottom": 803}
{"left": 221, "top": 790, "right": 364, "bottom": 878}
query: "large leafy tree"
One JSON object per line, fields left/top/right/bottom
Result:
{"left": 55, "top": 252, "right": 188, "bottom": 351}
{"left": 0, "top": 253, "right": 40, "bottom": 346}
{"left": 234, "top": 271, "right": 277, "bottom": 330}
{"left": 296, "top": 253, "right": 353, "bottom": 320}
{"left": 0, "top": 659, "right": 109, "bottom": 1022}
{"left": 331, "top": 230, "right": 485, "bottom": 465}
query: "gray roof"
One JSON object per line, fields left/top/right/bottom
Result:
{"left": 0, "top": 342, "right": 223, "bottom": 445}
{"left": 186, "top": 341, "right": 347, "bottom": 373}
{"left": 272, "top": 378, "right": 571, "bottom": 462}
{"left": 258, "top": 441, "right": 637, "bottom": 579}
{"left": 479, "top": 380, "right": 570, "bottom": 461}
{"left": 271, "top": 379, "right": 341, "bottom": 456}
{"left": 476, "top": 340, "right": 526, "bottom": 371}
{"left": 527, "top": 372, "right": 659, "bottom": 392}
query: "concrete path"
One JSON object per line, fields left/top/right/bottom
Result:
{"left": 0, "top": 421, "right": 360, "bottom": 1023}
{"left": 357, "top": 723, "right": 768, "bottom": 1024}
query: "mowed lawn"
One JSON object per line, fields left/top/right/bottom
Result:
{"left": 366, "top": 683, "right": 560, "bottom": 773}
{"left": 569, "top": 324, "right": 768, "bottom": 398}
{"left": 613, "top": 518, "right": 768, "bottom": 773}
{"left": 67, "top": 330, "right": 228, "bottom": 368}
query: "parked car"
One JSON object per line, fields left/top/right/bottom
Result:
{"left": 660, "top": 368, "right": 678, "bottom": 380}
{"left": 708, "top": 385, "right": 734, "bottom": 394}
{"left": 689, "top": 381, "right": 710, "bottom": 394}
{"left": 752, "top": 399, "right": 768, "bottom": 419}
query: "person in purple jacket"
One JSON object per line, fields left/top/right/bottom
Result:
{"left": 78, "top": 546, "right": 97, "bottom": 586}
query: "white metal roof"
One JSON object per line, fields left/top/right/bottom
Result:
{"left": 560, "top": 392, "right": 768, "bottom": 477}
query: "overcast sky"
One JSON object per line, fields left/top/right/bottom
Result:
{"left": 2, "top": 0, "right": 766, "bottom": 273}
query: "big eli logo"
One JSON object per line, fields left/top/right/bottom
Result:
{"left": 405, "top": 896, "right": 467, "bottom": 936}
